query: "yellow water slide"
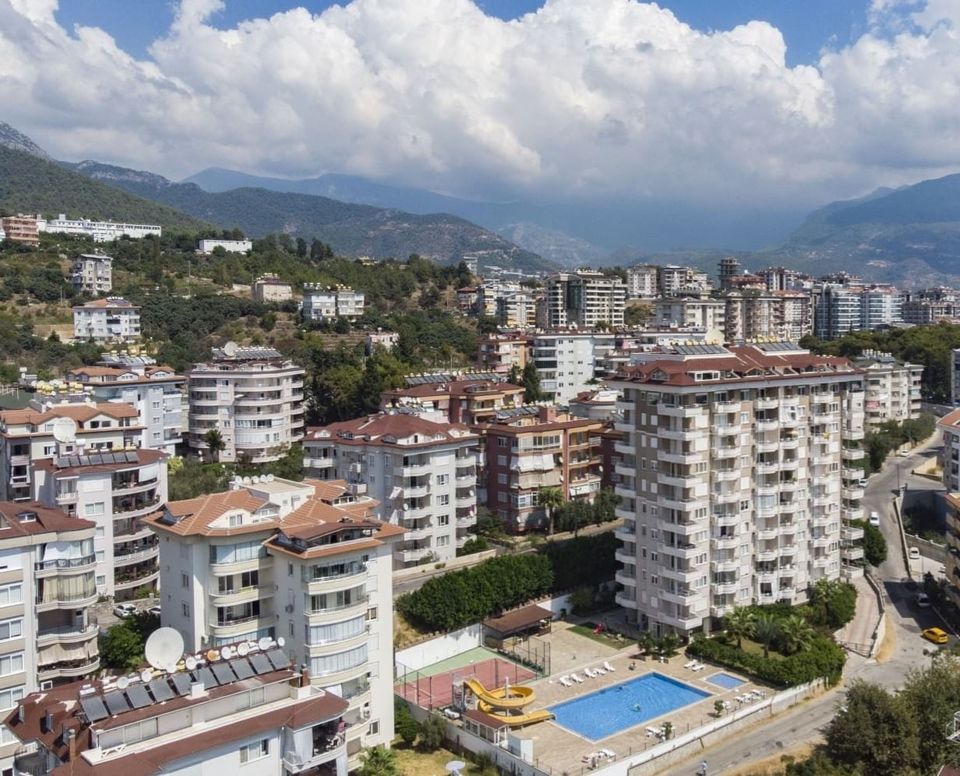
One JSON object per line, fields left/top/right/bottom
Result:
{"left": 462, "top": 679, "right": 554, "bottom": 728}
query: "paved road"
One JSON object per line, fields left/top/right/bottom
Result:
{"left": 660, "top": 436, "right": 946, "bottom": 776}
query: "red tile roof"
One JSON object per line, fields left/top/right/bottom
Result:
{"left": 306, "top": 413, "right": 477, "bottom": 447}
{"left": 0, "top": 501, "right": 95, "bottom": 536}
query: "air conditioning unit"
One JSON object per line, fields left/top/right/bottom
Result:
{"left": 40, "top": 680, "right": 53, "bottom": 691}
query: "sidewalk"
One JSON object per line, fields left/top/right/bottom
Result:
{"left": 835, "top": 575, "right": 880, "bottom": 657}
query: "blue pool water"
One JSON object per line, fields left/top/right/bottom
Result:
{"left": 548, "top": 672, "right": 711, "bottom": 741}
{"left": 707, "top": 672, "right": 745, "bottom": 690}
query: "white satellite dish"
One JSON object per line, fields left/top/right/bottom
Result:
{"left": 266, "top": 474, "right": 275, "bottom": 482}
{"left": 185, "top": 655, "right": 198, "bottom": 671}
{"left": 221, "top": 645, "right": 234, "bottom": 659}
{"left": 258, "top": 637, "right": 273, "bottom": 651}
{"left": 237, "top": 642, "right": 250, "bottom": 656}
{"left": 140, "top": 669, "right": 153, "bottom": 683}
{"left": 277, "top": 637, "right": 285, "bottom": 648}
{"left": 164, "top": 663, "right": 178, "bottom": 675}
{"left": 252, "top": 476, "right": 261, "bottom": 484}
{"left": 116, "top": 675, "right": 130, "bottom": 690}
{"left": 51, "top": 417, "right": 77, "bottom": 444}
{"left": 246, "top": 640, "right": 260, "bottom": 653}
{"left": 243, "top": 477, "right": 252, "bottom": 484}
{"left": 145, "top": 627, "right": 185, "bottom": 671}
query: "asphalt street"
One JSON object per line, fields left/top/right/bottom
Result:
{"left": 659, "top": 434, "right": 946, "bottom": 776}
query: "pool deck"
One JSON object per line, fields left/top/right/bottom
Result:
{"left": 518, "top": 650, "right": 769, "bottom": 773}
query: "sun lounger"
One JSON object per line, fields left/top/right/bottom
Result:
{"left": 600, "top": 748, "right": 615, "bottom": 759}
{"left": 559, "top": 675, "right": 573, "bottom": 687}
{"left": 603, "top": 661, "right": 615, "bottom": 672}
{"left": 683, "top": 660, "right": 697, "bottom": 669}
{"left": 584, "top": 667, "right": 597, "bottom": 678}
{"left": 594, "top": 666, "right": 607, "bottom": 675}
{"left": 691, "top": 662, "right": 705, "bottom": 671}
{"left": 571, "top": 673, "right": 585, "bottom": 683}
{"left": 645, "top": 727, "right": 659, "bottom": 737}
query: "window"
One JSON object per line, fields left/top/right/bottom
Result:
{"left": 437, "top": 474, "right": 448, "bottom": 485}
{"left": 497, "top": 473, "right": 507, "bottom": 485}
{"left": 497, "top": 455, "right": 507, "bottom": 466}
{"left": 368, "top": 720, "right": 380, "bottom": 736}
{"left": 437, "top": 494, "right": 450, "bottom": 506}
{"left": 438, "top": 515, "right": 449, "bottom": 526}
{"left": 95, "top": 526, "right": 105, "bottom": 538}
{"left": 181, "top": 573, "right": 189, "bottom": 589}
{"left": 84, "top": 502, "right": 105, "bottom": 517}
{"left": 438, "top": 536, "right": 449, "bottom": 547}
{"left": 96, "top": 575, "right": 106, "bottom": 588}
{"left": 0, "top": 686, "right": 23, "bottom": 710}
{"left": 95, "top": 551, "right": 104, "bottom": 564}
{"left": 0, "top": 584, "right": 22, "bottom": 607}
{"left": 239, "top": 738, "right": 269, "bottom": 764}
{"left": 0, "top": 619, "right": 21, "bottom": 641}
{"left": 0, "top": 654, "right": 24, "bottom": 677}
{"left": 181, "top": 602, "right": 190, "bottom": 617}
{"left": 310, "top": 644, "right": 367, "bottom": 677}
{"left": 367, "top": 607, "right": 378, "bottom": 622}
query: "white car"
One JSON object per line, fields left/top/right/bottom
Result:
{"left": 148, "top": 606, "right": 161, "bottom": 617}
{"left": 113, "top": 603, "right": 137, "bottom": 619}
{"left": 909, "top": 547, "right": 921, "bottom": 561}
{"left": 869, "top": 511, "right": 881, "bottom": 527}
{"left": 916, "top": 593, "right": 931, "bottom": 608}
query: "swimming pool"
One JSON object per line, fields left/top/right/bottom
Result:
{"left": 548, "top": 672, "right": 711, "bottom": 741}
{"left": 706, "top": 672, "right": 745, "bottom": 690}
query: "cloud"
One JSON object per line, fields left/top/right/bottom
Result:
{"left": 0, "top": 0, "right": 959, "bottom": 208}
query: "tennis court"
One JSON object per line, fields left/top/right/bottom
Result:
{"left": 395, "top": 656, "right": 537, "bottom": 710}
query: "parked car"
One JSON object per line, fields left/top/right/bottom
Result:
{"left": 909, "top": 547, "right": 921, "bottom": 561}
{"left": 148, "top": 606, "right": 161, "bottom": 617}
{"left": 869, "top": 511, "right": 881, "bottom": 527}
{"left": 113, "top": 603, "right": 137, "bottom": 619}
{"left": 916, "top": 593, "right": 931, "bottom": 608}
{"left": 859, "top": 478, "right": 869, "bottom": 488}
{"left": 922, "top": 627, "right": 950, "bottom": 645}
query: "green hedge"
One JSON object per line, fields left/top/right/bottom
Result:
{"left": 687, "top": 635, "right": 845, "bottom": 687}
{"left": 396, "top": 532, "right": 616, "bottom": 632}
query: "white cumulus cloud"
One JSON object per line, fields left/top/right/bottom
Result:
{"left": 0, "top": 0, "right": 959, "bottom": 208}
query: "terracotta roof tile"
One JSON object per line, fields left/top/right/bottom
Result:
{"left": 305, "top": 413, "right": 477, "bottom": 447}
{"left": 0, "top": 501, "right": 95, "bottom": 536}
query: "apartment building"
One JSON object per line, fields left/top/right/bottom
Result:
{"left": 542, "top": 270, "right": 626, "bottom": 328}
{"left": 365, "top": 331, "right": 399, "bottom": 354}
{"left": 69, "top": 254, "right": 112, "bottom": 296}
{"left": 0, "top": 502, "right": 98, "bottom": 770}
{"left": 607, "top": 342, "right": 867, "bottom": 636}
{"left": 5, "top": 657, "right": 351, "bottom": 776}
{"left": 812, "top": 281, "right": 904, "bottom": 339}
{"left": 658, "top": 265, "right": 710, "bottom": 296}
{"left": 903, "top": 288, "right": 960, "bottom": 325}
{"left": 302, "top": 285, "right": 365, "bottom": 321}
{"left": 251, "top": 274, "right": 293, "bottom": 303}
{"left": 755, "top": 267, "right": 811, "bottom": 293}
{"left": 625, "top": 265, "right": 659, "bottom": 299}
{"left": 67, "top": 352, "right": 185, "bottom": 456}
{"left": 39, "top": 215, "right": 162, "bottom": 242}
{"left": 0, "top": 396, "right": 143, "bottom": 502}
{"left": 722, "top": 292, "right": 812, "bottom": 343}
{"left": 186, "top": 343, "right": 305, "bottom": 464}
{"left": 653, "top": 298, "right": 725, "bottom": 339}
{"left": 497, "top": 292, "right": 538, "bottom": 328}
{"left": 197, "top": 239, "right": 252, "bottom": 254}
{"left": 939, "top": 410, "right": 960, "bottom": 493}
{"left": 0, "top": 215, "right": 39, "bottom": 246}
{"left": 532, "top": 331, "right": 615, "bottom": 403}
{"left": 380, "top": 377, "right": 524, "bottom": 425}
{"left": 72, "top": 298, "right": 141, "bottom": 343}
{"left": 480, "top": 406, "right": 604, "bottom": 533}
{"left": 144, "top": 476, "right": 402, "bottom": 763}
{"left": 476, "top": 334, "right": 529, "bottom": 375}
{"left": 853, "top": 350, "right": 923, "bottom": 426}
{"left": 302, "top": 414, "right": 479, "bottom": 564}
{"left": 944, "top": 493, "right": 960, "bottom": 611}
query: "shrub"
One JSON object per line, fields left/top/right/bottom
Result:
{"left": 394, "top": 700, "right": 418, "bottom": 747}
{"left": 418, "top": 713, "right": 447, "bottom": 752}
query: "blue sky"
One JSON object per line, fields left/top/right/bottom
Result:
{"left": 55, "top": 0, "right": 868, "bottom": 67}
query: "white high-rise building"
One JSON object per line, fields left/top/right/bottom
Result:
{"left": 542, "top": 270, "right": 626, "bottom": 328}
{"left": 186, "top": 343, "right": 305, "bottom": 464}
{"left": 853, "top": 350, "right": 923, "bottom": 427}
{"left": 532, "top": 332, "right": 615, "bottom": 403}
{"left": 145, "top": 477, "right": 403, "bottom": 768}
{"left": 68, "top": 352, "right": 185, "bottom": 456}
{"left": 72, "top": 298, "right": 140, "bottom": 343}
{"left": 625, "top": 265, "right": 658, "bottom": 299}
{"left": 303, "top": 414, "right": 479, "bottom": 566}
{"left": 653, "top": 298, "right": 726, "bottom": 338}
{"left": 607, "top": 342, "right": 867, "bottom": 636}
{"left": 70, "top": 254, "right": 112, "bottom": 296}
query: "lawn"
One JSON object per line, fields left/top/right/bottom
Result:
{"left": 569, "top": 622, "right": 628, "bottom": 648}
{"left": 739, "top": 638, "right": 785, "bottom": 661}
{"left": 393, "top": 747, "right": 487, "bottom": 776}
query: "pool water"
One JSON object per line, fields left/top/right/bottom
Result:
{"left": 548, "top": 672, "right": 711, "bottom": 741}
{"left": 706, "top": 672, "right": 745, "bottom": 690}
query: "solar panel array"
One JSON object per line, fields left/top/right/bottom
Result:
{"left": 77, "top": 649, "right": 290, "bottom": 723}
{"left": 404, "top": 371, "right": 500, "bottom": 386}
{"left": 494, "top": 405, "right": 544, "bottom": 421}
{"left": 753, "top": 341, "right": 801, "bottom": 353}
{"left": 672, "top": 343, "right": 729, "bottom": 356}
{"left": 55, "top": 451, "right": 140, "bottom": 469}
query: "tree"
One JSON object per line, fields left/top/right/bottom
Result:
{"left": 358, "top": 746, "right": 399, "bottom": 776}
{"left": 723, "top": 607, "right": 755, "bottom": 650}
{"left": 823, "top": 681, "right": 919, "bottom": 775}
{"left": 537, "top": 486, "right": 564, "bottom": 535}
{"left": 506, "top": 363, "right": 522, "bottom": 386}
{"left": 99, "top": 623, "right": 144, "bottom": 670}
{"left": 521, "top": 362, "right": 544, "bottom": 402}
{"left": 861, "top": 520, "right": 888, "bottom": 566}
{"left": 809, "top": 579, "right": 857, "bottom": 629}
{"left": 418, "top": 713, "right": 447, "bottom": 752}
{"left": 203, "top": 428, "right": 225, "bottom": 462}
{"left": 394, "top": 700, "right": 419, "bottom": 747}
{"left": 751, "top": 613, "right": 781, "bottom": 659}
{"left": 778, "top": 614, "right": 816, "bottom": 656}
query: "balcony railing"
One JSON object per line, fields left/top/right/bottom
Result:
{"left": 34, "top": 554, "right": 96, "bottom": 572}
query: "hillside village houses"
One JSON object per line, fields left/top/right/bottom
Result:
{"left": 251, "top": 273, "right": 293, "bottom": 303}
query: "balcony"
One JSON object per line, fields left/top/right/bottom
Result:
{"left": 842, "top": 486, "right": 865, "bottom": 501}
{"left": 711, "top": 535, "right": 739, "bottom": 550}
{"left": 714, "top": 401, "right": 741, "bottom": 414}
{"left": 34, "top": 554, "right": 96, "bottom": 577}
{"left": 756, "top": 398, "right": 779, "bottom": 411}
{"left": 842, "top": 448, "right": 865, "bottom": 461}
{"left": 399, "top": 547, "right": 433, "bottom": 564}
{"left": 209, "top": 614, "right": 266, "bottom": 638}
{"left": 842, "top": 525, "right": 865, "bottom": 541}
{"left": 614, "top": 570, "right": 636, "bottom": 589}
{"left": 660, "top": 587, "right": 699, "bottom": 605}
{"left": 306, "top": 566, "right": 368, "bottom": 594}
{"left": 714, "top": 469, "right": 740, "bottom": 482}
{"left": 711, "top": 445, "right": 739, "bottom": 459}
{"left": 36, "top": 588, "right": 98, "bottom": 612}
{"left": 841, "top": 545, "right": 865, "bottom": 561}
{"left": 111, "top": 477, "right": 159, "bottom": 495}
{"left": 659, "top": 404, "right": 704, "bottom": 418}
{"left": 710, "top": 558, "right": 739, "bottom": 573}
{"left": 114, "top": 568, "right": 159, "bottom": 591}
{"left": 36, "top": 620, "right": 99, "bottom": 647}
{"left": 660, "top": 542, "right": 700, "bottom": 560}
{"left": 113, "top": 544, "right": 160, "bottom": 567}
{"left": 210, "top": 584, "right": 273, "bottom": 608}
{"left": 615, "top": 590, "right": 637, "bottom": 608}
{"left": 38, "top": 656, "right": 100, "bottom": 682}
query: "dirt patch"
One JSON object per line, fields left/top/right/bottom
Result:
{"left": 876, "top": 613, "right": 896, "bottom": 663}
{"left": 725, "top": 743, "right": 816, "bottom": 775}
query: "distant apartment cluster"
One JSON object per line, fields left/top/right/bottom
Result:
{"left": 302, "top": 284, "right": 366, "bottom": 321}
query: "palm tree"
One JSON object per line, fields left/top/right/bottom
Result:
{"left": 659, "top": 632, "right": 680, "bottom": 659}
{"left": 358, "top": 746, "right": 399, "bottom": 776}
{"left": 637, "top": 631, "right": 657, "bottom": 659}
{"left": 778, "top": 614, "right": 816, "bottom": 655}
{"left": 724, "top": 607, "right": 755, "bottom": 650}
{"left": 203, "top": 429, "right": 225, "bottom": 463}
{"left": 537, "top": 486, "right": 564, "bottom": 535}
{"left": 751, "top": 613, "right": 781, "bottom": 659}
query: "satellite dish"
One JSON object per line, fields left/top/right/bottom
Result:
{"left": 252, "top": 476, "right": 261, "bottom": 484}
{"left": 237, "top": 642, "right": 250, "bottom": 656}
{"left": 116, "top": 675, "right": 130, "bottom": 690}
{"left": 185, "top": 655, "right": 197, "bottom": 671}
{"left": 247, "top": 641, "right": 260, "bottom": 653}
{"left": 145, "top": 627, "right": 185, "bottom": 671}
{"left": 258, "top": 637, "right": 272, "bottom": 651}
{"left": 266, "top": 474, "right": 275, "bottom": 482}
{"left": 51, "top": 417, "right": 77, "bottom": 444}
{"left": 206, "top": 649, "right": 220, "bottom": 662}
{"left": 140, "top": 669, "right": 153, "bottom": 683}
{"left": 243, "top": 477, "right": 252, "bottom": 484}
{"left": 221, "top": 645, "right": 234, "bottom": 660}
{"left": 277, "top": 637, "right": 285, "bottom": 648}
{"left": 164, "top": 663, "right": 178, "bottom": 675}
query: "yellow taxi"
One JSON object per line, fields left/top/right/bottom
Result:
{"left": 922, "top": 627, "right": 950, "bottom": 645}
